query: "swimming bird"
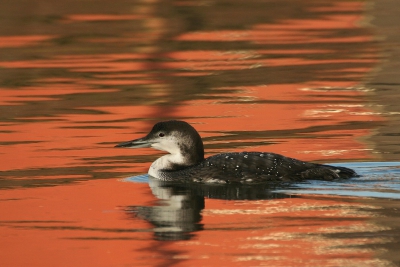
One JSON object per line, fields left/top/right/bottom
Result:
{"left": 115, "top": 120, "right": 357, "bottom": 184}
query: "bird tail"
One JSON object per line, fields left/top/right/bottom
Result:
{"left": 324, "top": 164, "right": 358, "bottom": 179}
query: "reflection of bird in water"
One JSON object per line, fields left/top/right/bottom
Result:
{"left": 127, "top": 177, "right": 204, "bottom": 241}
{"left": 116, "top": 120, "right": 357, "bottom": 183}
{"left": 126, "top": 177, "right": 289, "bottom": 241}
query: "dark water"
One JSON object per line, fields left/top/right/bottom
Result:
{"left": 1, "top": 0, "right": 400, "bottom": 266}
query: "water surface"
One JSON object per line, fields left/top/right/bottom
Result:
{"left": 1, "top": 0, "right": 400, "bottom": 266}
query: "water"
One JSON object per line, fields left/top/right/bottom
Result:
{"left": 279, "top": 162, "right": 400, "bottom": 199}
{"left": 127, "top": 162, "right": 400, "bottom": 199}
{"left": 1, "top": 0, "right": 400, "bottom": 266}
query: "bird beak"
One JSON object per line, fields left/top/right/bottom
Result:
{"left": 115, "top": 138, "right": 151, "bottom": 148}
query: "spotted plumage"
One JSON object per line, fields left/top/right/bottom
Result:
{"left": 116, "top": 120, "right": 357, "bottom": 184}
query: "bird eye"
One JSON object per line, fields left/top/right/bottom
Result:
{"left": 159, "top": 133, "right": 165, "bottom": 137}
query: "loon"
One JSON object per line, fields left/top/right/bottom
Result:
{"left": 115, "top": 120, "right": 357, "bottom": 184}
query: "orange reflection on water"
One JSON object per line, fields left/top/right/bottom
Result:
{"left": 0, "top": 54, "right": 149, "bottom": 73}
{"left": 0, "top": 179, "right": 155, "bottom": 267}
{"left": 176, "top": 13, "right": 370, "bottom": 44}
{"left": 190, "top": 196, "right": 384, "bottom": 267}
{"left": 0, "top": 104, "right": 158, "bottom": 171}
{"left": 173, "top": 82, "right": 379, "bottom": 161}
{"left": 0, "top": 85, "right": 116, "bottom": 106}
{"left": 0, "top": 179, "right": 387, "bottom": 266}
{"left": 64, "top": 14, "right": 144, "bottom": 22}
{"left": 0, "top": 0, "right": 390, "bottom": 266}
{"left": 0, "top": 35, "right": 54, "bottom": 48}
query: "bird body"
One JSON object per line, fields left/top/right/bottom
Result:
{"left": 116, "top": 120, "right": 357, "bottom": 184}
